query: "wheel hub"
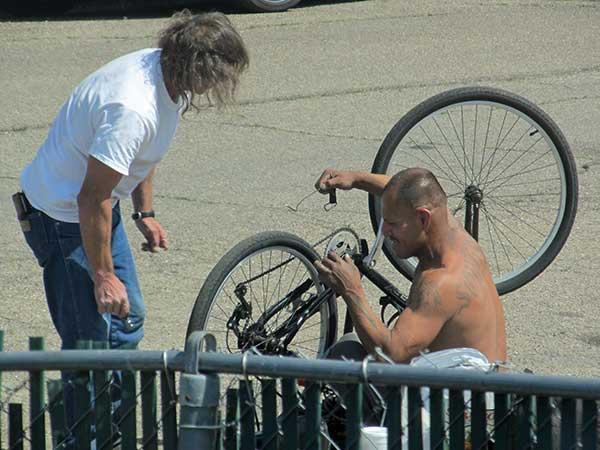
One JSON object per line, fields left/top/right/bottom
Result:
{"left": 464, "top": 184, "right": 483, "bottom": 204}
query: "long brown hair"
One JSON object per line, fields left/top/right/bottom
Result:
{"left": 158, "top": 10, "right": 249, "bottom": 114}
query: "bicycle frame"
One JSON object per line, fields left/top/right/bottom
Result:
{"left": 227, "top": 223, "right": 409, "bottom": 356}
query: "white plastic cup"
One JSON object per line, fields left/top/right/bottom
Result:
{"left": 359, "top": 426, "right": 388, "bottom": 450}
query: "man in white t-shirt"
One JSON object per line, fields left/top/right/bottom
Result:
{"left": 14, "top": 10, "right": 248, "bottom": 442}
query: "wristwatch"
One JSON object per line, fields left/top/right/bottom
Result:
{"left": 131, "top": 210, "right": 155, "bottom": 221}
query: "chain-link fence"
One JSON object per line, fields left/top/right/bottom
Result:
{"left": 1, "top": 330, "right": 599, "bottom": 450}
{"left": 0, "top": 333, "right": 180, "bottom": 450}
{"left": 188, "top": 332, "right": 600, "bottom": 450}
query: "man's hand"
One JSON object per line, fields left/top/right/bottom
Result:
{"left": 315, "top": 169, "right": 357, "bottom": 194}
{"left": 135, "top": 217, "right": 169, "bottom": 252}
{"left": 93, "top": 271, "right": 130, "bottom": 318}
{"left": 314, "top": 252, "right": 363, "bottom": 298}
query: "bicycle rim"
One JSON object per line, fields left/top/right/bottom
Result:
{"left": 370, "top": 88, "right": 577, "bottom": 294}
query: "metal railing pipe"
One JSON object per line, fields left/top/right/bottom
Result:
{"left": 0, "top": 350, "right": 185, "bottom": 371}
{"left": 192, "top": 352, "right": 600, "bottom": 400}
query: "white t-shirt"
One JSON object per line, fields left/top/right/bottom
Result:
{"left": 21, "top": 48, "right": 182, "bottom": 223}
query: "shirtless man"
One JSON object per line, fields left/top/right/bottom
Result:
{"left": 314, "top": 167, "right": 507, "bottom": 364}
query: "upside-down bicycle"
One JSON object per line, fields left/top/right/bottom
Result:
{"left": 185, "top": 86, "right": 579, "bottom": 445}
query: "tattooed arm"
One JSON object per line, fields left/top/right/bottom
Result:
{"left": 382, "top": 272, "right": 451, "bottom": 362}
{"left": 315, "top": 253, "right": 451, "bottom": 363}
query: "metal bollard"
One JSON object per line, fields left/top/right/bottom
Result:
{"left": 178, "top": 331, "right": 220, "bottom": 450}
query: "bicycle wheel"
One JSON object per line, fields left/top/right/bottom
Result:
{"left": 369, "top": 86, "right": 578, "bottom": 295}
{"left": 186, "top": 230, "right": 337, "bottom": 355}
{"left": 186, "top": 231, "right": 337, "bottom": 443}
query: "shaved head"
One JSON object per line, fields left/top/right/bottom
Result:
{"left": 383, "top": 168, "right": 447, "bottom": 210}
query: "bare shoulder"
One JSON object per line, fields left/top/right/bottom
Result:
{"left": 408, "top": 270, "right": 454, "bottom": 314}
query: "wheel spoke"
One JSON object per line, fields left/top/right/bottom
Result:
{"left": 475, "top": 106, "right": 494, "bottom": 184}
{"left": 481, "top": 204, "right": 521, "bottom": 269}
{"left": 484, "top": 196, "right": 549, "bottom": 237}
{"left": 481, "top": 205, "right": 538, "bottom": 253}
{"left": 471, "top": 104, "right": 478, "bottom": 184}
{"left": 407, "top": 134, "right": 463, "bottom": 190}
{"left": 481, "top": 122, "right": 532, "bottom": 188}
{"left": 480, "top": 111, "right": 516, "bottom": 186}
{"left": 484, "top": 153, "right": 555, "bottom": 196}
{"left": 445, "top": 108, "right": 468, "bottom": 187}
{"left": 482, "top": 136, "right": 544, "bottom": 192}
{"left": 485, "top": 176, "right": 560, "bottom": 191}
{"left": 430, "top": 113, "right": 472, "bottom": 185}
{"left": 483, "top": 207, "right": 502, "bottom": 275}
{"left": 260, "top": 252, "right": 267, "bottom": 314}
{"left": 266, "top": 250, "right": 273, "bottom": 312}
{"left": 292, "top": 336, "right": 325, "bottom": 347}
{"left": 285, "top": 258, "right": 304, "bottom": 301}
{"left": 388, "top": 149, "right": 459, "bottom": 187}
{"left": 461, "top": 105, "right": 467, "bottom": 183}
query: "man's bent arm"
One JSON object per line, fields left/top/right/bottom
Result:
{"left": 344, "top": 273, "right": 449, "bottom": 363}
{"left": 316, "top": 169, "right": 391, "bottom": 197}
{"left": 78, "top": 157, "right": 123, "bottom": 279}
{"left": 341, "top": 287, "right": 415, "bottom": 361}
{"left": 131, "top": 165, "right": 155, "bottom": 212}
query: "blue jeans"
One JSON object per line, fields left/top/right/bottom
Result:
{"left": 21, "top": 201, "right": 145, "bottom": 444}
{"left": 21, "top": 202, "right": 145, "bottom": 349}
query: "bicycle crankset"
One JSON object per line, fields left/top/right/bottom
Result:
{"left": 323, "top": 227, "right": 360, "bottom": 258}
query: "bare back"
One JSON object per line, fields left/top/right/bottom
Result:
{"left": 409, "top": 220, "right": 507, "bottom": 362}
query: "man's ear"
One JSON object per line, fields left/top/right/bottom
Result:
{"left": 416, "top": 207, "right": 432, "bottom": 231}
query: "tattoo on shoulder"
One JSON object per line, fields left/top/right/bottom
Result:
{"left": 409, "top": 278, "right": 442, "bottom": 311}
{"left": 455, "top": 283, "right": 472, "bottom": 313}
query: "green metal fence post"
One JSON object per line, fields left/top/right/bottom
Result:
{"left": 29, "top": 337, "right": 46, "bottom": 450}
{"left": 448, "top": 389, "right": 464, "bottom": 450}
{"left": 261, "top": 380, "right": 278, "bottom": 450}
{"left": 345, "top": 383, "right": 362, "bottom": 450}
{"left": 74, "top": 340, "right": 92, "bottom": 450}
{"left": 92, "top": 341, "right": 112, "bottom": 450}
{"left": 581, "top": 399, "right": 598, "bottom": 450}
{"left": 48, "top": 379, "right": 68, "bottom": 449}
{"left": 281, "top": 378, "right": 299, "bottom": 450}
{"left": 471, "top": 391, "right": 487, "bottom": 450}
{"left": 560, "top": 398, "right": 577, "bottom": 450}
{"left": 141, "top": 371, "right": 158, "bottom": 450}
{"left": 239, "top": 380, "right": 256, "bottom": 450}
{"left": 494, "top": 393, "right": 510, "bottom": 450}
{"left": 429, "top": 388, "right": 444, "bottom": 450}
{"left": 536, "top": 396, "right": 554, "bottom": 450}
{"left": 160, "top": 369, "right": 178, "bottom": 450}
{"left": 120, "top": 370, "right": 137, "bottom": 450}
{"left": 224, "top": 388, "right": 238, "bottom": 450}
{"left": 304, "top": 381, "right": 322, "bottom": 450}
{"left": 516, "top": 395, "right": 533, "bottom": 449}
{"left": 385, "top": 387, "right": 402, "bottom": 450}
{"left": 408, "top": 387, "right": 423, "bottom": 450}
{"left": 8, "top": 403, "right": 24, "bottom": 450}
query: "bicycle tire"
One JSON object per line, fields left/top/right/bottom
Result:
{"left": 368, "top": 86, "right": 578, "bottom": 295}
{"left": 186, "top": 230, "right": 338, "bottom": 354}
